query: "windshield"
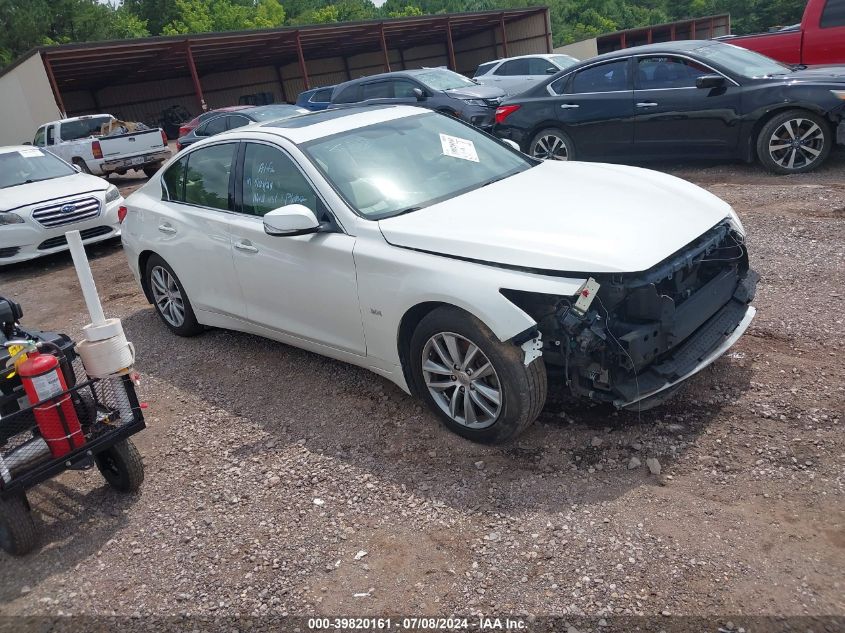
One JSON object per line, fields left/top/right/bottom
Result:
{"left": 247, "top": 106, "right": 306, "bottom": 122}
{"left": 302, "top": 111, "right": 532, "bottom": 219}
{"left": 694, "top": 42, "right": 791, "bottom": 78}
{"left": 60, "top": 116, "right": 112, "bottom": 141}
{"left": 415, "top": 69, "right": 477, "bottom": 91}
{"left": 0, "top": 148, "right": 76, "bottom": 189}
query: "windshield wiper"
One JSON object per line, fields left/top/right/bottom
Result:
{"left": 480, "top": 175, "right": 509, "bottom": 188}
{"left": 390, "top": 206, "right": 423, "bottom": 217}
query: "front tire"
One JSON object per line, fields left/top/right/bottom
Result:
{"left": 144, "top": 254, "right": 203, "bottom": 336}
{"left": 756, "top": 110, "right": 831, "bottom": 174}
{"left": 529, "top": 127, "right": 575, "bottom": 161}
{"left": 410, "top": 306, "right": 547, "bottom": 444}
{"left": 95, "top": 439, "right": 144, "bottom": 493}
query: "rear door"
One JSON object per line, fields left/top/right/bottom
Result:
{"left": 492, "top": 58, "right": 531, "bottom": 94}
{"left": 553, "top": 58, "right": 635, "bottom": 157}
{"left": 227, "top": 141, "right": 365, "bottom": 355}
{"left": 151, "top": 142, "right": 243, "bottom": 318}
{"left": 632, "top": 55, "right": 742, "bottom": 157}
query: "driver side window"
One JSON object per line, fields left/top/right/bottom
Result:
{"left": 241, "top": 143, "right": 325, "bottom": 219}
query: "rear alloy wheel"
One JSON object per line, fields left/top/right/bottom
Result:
{"left": 410, "top": 306, "right": 547, "bottom": 444}
{"left": 530, "top": 128, "right": 575, "bottom": 161}
{"left": 144, "top": 254, "right": 203, "bottom": 336}
{"left": 757, "top": 110, "right": 831, "bottom": 174}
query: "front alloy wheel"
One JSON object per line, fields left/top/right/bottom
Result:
{"left": 757, "top": 110, "right": 831, "bottom": 174}
{"left": 150, "top": 265, "right": 185, "bottom": 328}
{"left": 422, "top": 332, "right": 502, "bottom": 429}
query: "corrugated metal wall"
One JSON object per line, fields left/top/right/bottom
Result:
{"left": 63, "top": 14, "right": 548, "bottom": 122}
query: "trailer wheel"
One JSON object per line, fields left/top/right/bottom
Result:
{"left": 0, "top": 493, "right": 37, "bottom": 556}
{"left": 95, "top": 439, "right": 144, "bottom": 493}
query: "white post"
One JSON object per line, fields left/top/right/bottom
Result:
{"left": 65, "top": 230, "right": 106, "bottom": 327}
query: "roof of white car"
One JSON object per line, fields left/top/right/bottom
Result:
{"left": 0, "top": 145, "right": 35, "bottom": 154}
{"left": 240, "top": 105, "right": 427, "bottom": 144}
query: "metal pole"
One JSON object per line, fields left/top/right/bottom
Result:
{"left": 42, "top": 53, "right": 67, "bottom": 117}
{"left": 296, "top": 30, "right": 310, "bottom": 90}
{"left": 275, "top": 65, "right": 288, "bottom": 103}
{"left": 499, "top": 14, "right": 509, "bottom": 58}
{"left": 342, "top": 55, "right": 352, "bottom": 80}
{"left": 380, "top": 23, "right": 391, "bottom": 72}
{"left": 445, "top": 19, "right": 457, "bottom": 71}
{"left": 545, "top": 9, "right": 553, "bottom": 53}
{"left": 185, "top": 42, "right": 207, "bottom": 112}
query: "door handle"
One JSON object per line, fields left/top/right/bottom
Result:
{"left": 234, "top": 241, "right": 258, "bottom": 254}
{"left": 636, "top": 102, "right": 659, "bottom": 108}
{"left": 157, "top": 223, "right": 177, "bottom": 234}
{"left": 559, "top": 103, "right": 580, "bottom": 109}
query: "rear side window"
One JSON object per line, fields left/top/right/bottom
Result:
{"left": 241, "top": 143, "right": 320, "bottom": 217}
{"left": 474, "top": 62, "right": 496, "bottom": 77}
{"left": 59, "top": 116, "right": 111, "bottom": 141}
{"left": 495, "top": 59, "right": 530, "bottom": 76}
{"left": 821, "top": 0, "right": 845, "bottom": 27}
{"left": 312, "top": 88, "right": 333, "bottom": 102}
{"left": 570, "top": 60, "right": 630, "bottom": 93}
{"left": 184, "top": 143, "right": 236, "bottom": 211}
{"left": 227, "top": 115, "right": 250, "bottom": 130}
{"left": 161, "top": 156, "right": 187, "bottom": 202}
{"left": 333, "top": 84, "right": 360, "bottom": 103}
{"left": 199, "top": 116, "right": 227, "bottom": 137}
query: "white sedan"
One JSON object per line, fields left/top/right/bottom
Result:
{"left": 121, "top": 105, "right": 758, "bottom": 444}
{"left": 0, "top": 146, "right": 123, "bottom": 265}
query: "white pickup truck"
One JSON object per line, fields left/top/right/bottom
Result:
{"left": 32, "top": 114, "right": 171, "bottom": 178}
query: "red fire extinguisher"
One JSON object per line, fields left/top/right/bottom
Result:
{"left": 17, "top": 349, "right": 85, "bottom": 458}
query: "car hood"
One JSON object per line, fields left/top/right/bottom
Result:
{"left": 378, "top": 161, "right": 735, "bottom": 274}
{"left": 444, "top": 84, "right": 506, "bottom": 100}
{"left": 788, "top": 65, "right": 845, "bottom": 81}
{"left": 0, "top": 173, "right": 107, "bottom": 212}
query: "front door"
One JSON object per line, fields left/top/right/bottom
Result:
{"left": 227, "top": 141, "right": 366, "bottom": 356}
{"left": 632, "top": 55, "right": 743, "bottom": 157}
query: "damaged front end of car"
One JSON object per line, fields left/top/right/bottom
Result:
{"left": 506, "top": 220, "right": 758, "bottom": 410}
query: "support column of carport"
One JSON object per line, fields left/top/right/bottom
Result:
{"left": 380, "top": 23, "right": 391, "bottom": 72}
{"left": 185, "top": 41, "right": 207, "bottom": 112}
{"left": 445, "top": 19, "right": 457, "bottom": 71}
{"left": 499, "top": 13, "right": 510, "bottom": 58}
{"left": 296, "top": 31, "right": 310, "bottom": 91}
{"left": 41, "top": 53, "right": 67, "bottom": 118}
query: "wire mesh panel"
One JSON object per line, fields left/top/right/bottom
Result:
{"left": 0, "top": 357, "right": 140, "bottom": 491}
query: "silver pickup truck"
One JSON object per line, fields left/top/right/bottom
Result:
{"left": 32, "top": 115, "right": 171, "bottom": 178}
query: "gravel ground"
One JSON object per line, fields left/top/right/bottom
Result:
{"left": 0, "top": 154, "right": 843, "bottom": 627}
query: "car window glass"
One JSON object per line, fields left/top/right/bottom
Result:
{"left": 200, "top": 116, "right": 227, "bottom": 137}
{"left": 474, "top": 62, "right": 496, "bottom": 77}
{"left": 527, "top": 57, "right": 555, "bottom": 75}
{"left": 570, "top": 60, "right": 629, "bottom": 93}
{"left": 392, "top": 79, "right": 419, "bottom": 98}
{"left": 495, "top": 59, "right": 529, "bottom": 76}
{"left": 227, "top": 115, "right": 250, "bottom": 130}
{"left": 59, "top": 116, "right": 111, "bottom": 141}
{"left": 333, "top": 84, "right": 360, "bottom": 103}
{"left": 549, "top": 75, "right": 569, "bottom": 95}
{"left": 46, "top": 127, "right": 55, "bottom": 145}
{"left": 313, "top": 88, "right": 333, "bottom": 101}
{"left": 361, "top": 82, "right": 393, "bottom": 99}
{"left": 162, "top": 155, "right": 188, "bottom": 202}
{"left": 33, "top": 127, "right": 46, "bottom": 146}
{"left": 241, "top": 143, "right": 320, "bottom": 218}
{"left": 637, "top": 56, "right": 710, "bottom": 89}
{"left": 821, "top": 0, "right": 845, "bottom": 27}
{"left": 184, "top": 143, "right": 235, "bottom": 210}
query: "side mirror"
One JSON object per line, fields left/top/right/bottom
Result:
{"left": 412, "top": 87, "right": 426, "bottom": 101}
{"left": 501, "top": 139, "right": 521, "bottom": 151}
{"left": 263, "top": 204, "right": 321, "bottom": 237}
{"left": 696, "top": 74, "right": 727, "bottom": 89}
{"left": 23, "top": 141, "right": 33, "bottom": 146}
{"left": 545, "top": 67, "right": 558, "bottom": 74}
{"left": 72, "top": 164, "right": 82, "bottom": 173}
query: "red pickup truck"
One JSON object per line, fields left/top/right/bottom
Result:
{"left": 727, "top": 0, "right": 845, "bottom": 65}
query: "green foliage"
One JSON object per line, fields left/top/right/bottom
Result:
{"left": 0, "top": 0, "right": 810, "bottom": 71}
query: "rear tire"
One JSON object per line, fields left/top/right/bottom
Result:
{"left": 95, "top": 439, "right": 144, "bottom": 493}
{"left": 143, "top": 165, "right": 160, "bottom": 179}
{"left": 144, "top": 254, "right": 203, "bottom": 336}
{"left": 756, "top": 109, "right": 831, "bottom": 174}
{"left": 72, "top": 159, "right": 92, "bottom": 174}
{"left": 529, "top": 127, "right": 575, "bottom": 161}
{"left": 410, "top": 306, "right": 546, "bottom": 444}
{"left": 0, "top": 494, "right": 37, "bottom": 556}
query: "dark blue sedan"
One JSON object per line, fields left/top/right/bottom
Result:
{"left": 295, "top": 86, "right": 335, "bottom": 111}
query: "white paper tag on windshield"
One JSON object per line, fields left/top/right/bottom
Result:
{"left": 19, "top": 148, "right": 43, "bottom": 158}
{"left": 440, "top": 133, "right": 479, "bottom": 162}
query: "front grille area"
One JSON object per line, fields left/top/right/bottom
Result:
{"left": 38, "top": 226, "right": 113, "bottom": 251}
{"left": 31, "top": 196, "right": 100, "bottom": 228}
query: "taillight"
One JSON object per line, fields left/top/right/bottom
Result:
{"left": 161, "top": 129, "right": 168, "bottom": 146}
{"left": 176, "top": 141, "right": 182, "bottom": 152}
{"left": 91, "top": 140, "right": 103, "bottom": 159}
{"left": 178, "top": 126, "right": 190, "bottom": 138}
{"left": 117, "top": 206, "right": 128, "bottom": 223}
{"left": 495, "top": 104, "right": 521, "bottom": 124}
